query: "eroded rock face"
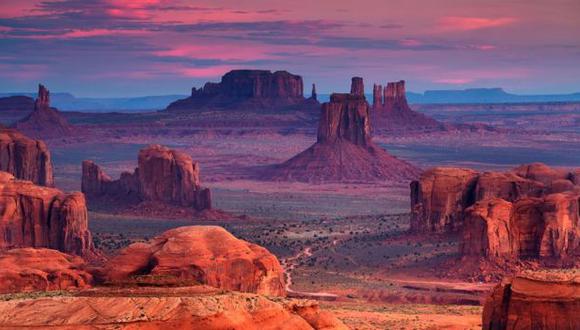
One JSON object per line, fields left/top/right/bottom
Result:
{"left": 270, "top": 77, "right": 420, "bottom": 182}
{"left": 411, "top": 163, "right": 579, "bottom": 234}
{"left": 0, "top": 248, "right": 92, "bottom": 294}
{"left": 167, "top": 70, "right": 308, "bottom": 111}
{"left": 372, "top": 80, "right": 443, "bottom": 132}
{"left": 483, "top": 271, "right": 580, "bottom": 330}
{"left": 103, "top": 226, "right": 286, "bottom": 297}
{"left": 0, "top": 172, "right": 95, "bottom": 258}
{"left": 0, "top": 287, "right": 348, "bottom": 329}
{"left": 82, "top": 144, "right": 211, "bottom": 211}
{"left": 410, "top": 167, "right": 479, "bottom": 232}
{"left": 13, "top": 84, "right": 74, "bottom": 139}
{"left": 0, "top": 129, "right": 54, "bottom": 186}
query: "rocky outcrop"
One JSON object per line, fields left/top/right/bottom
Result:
{"left": 166, "top": 70, "right": 312, "bottom": 111}
{"left": 0, "top": 248, "right": 92, "bottom": 294}
{"left": 483, "top": 271, "right": 580, "bottom": 330}
{"left": 0, "top": 286, "right": 348, "bottom": 329}
{"left": 411, "top": 163, "right": 579, "bottom": 234}
{"left": 310, "top": 83, "right": 317, "bottom": 101}
{"left": 270, "top": 77, "right": 420, "bottom": 182}
{"left": 13, "top": 84, "right": 74, "bottom": 139}
{"left": 410, "top": 168, "right": 479, "bottom": 232}
{"left": 0, "top": 129, "right": 54, "bottom": 186}
{"left": 103, "top": 226, "right": 286, "bottom": 297}
{"left": 462, "top": 192, "right": 579, "bottom": 261}
{"left": 82, "top": 144, "right": 211, "bottom": 211}
{"left": 371, "top": 80, "right": 443, "bottom": 132}
{"left": 0, "top": 172, "right": 95, "bottom": 258}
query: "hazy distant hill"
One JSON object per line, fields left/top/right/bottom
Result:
{"left": 0, "top": 93, "right": 187, "bottom": 112}
{"left": 318, "top": 88, "right": 580, "bottom": 104}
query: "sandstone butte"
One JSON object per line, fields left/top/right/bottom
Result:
{"left": 166, "top": 69, "right": 317, "bottom": 111}
{"left": 411, "top": 163, "right": 579, "bottom": 264}
{"left": 269, "top": 77, "right": 420, "bottom": 183}
{"left": 0, "top": 286, "right": 348, "bottom": 330}
{"left": 0, "top": 248, "right": 92, "bottom": 294}
{"left": 0, "top": 128, "right": 54, "bottom": 186}
{"left": 483, "top": 270, "right": 580, "bottom": 330}
{"left": 82, "top": 144, "right": 211, "bottom": 211}
{"left": 13, "top": 84, "right": 75, "bottom": 139}
{"left": 0, "top": 171, "right": 96, "bottom": 258}
{"left": 103, "top": 226, "right": 286, "bottom": 297}
{"left": 371, "top": 80, "right": 443, "bottom": 132}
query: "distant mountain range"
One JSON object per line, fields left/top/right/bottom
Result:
{"left": 0, "top": 92, "right": 188, "bottom": 112}
{"left": 319, "top": 88, "right": 580, "bottom": 104}
{"left": 3, "top": 87, "right": 580, "bottom": 112}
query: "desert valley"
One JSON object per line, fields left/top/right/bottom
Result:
{"left": 0, "top": 1, "right": 579, "bottom": 329}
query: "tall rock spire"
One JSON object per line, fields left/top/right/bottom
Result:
{"left": 34, "top": 84, "right": 50, "bottom": 111}
{"left": 373, "top": 84, "right": 383, "bottom": 108}
{"left": 311, "top": 83, "right": 317, "bottom": 101}
{"left": 350, "top": 77, "right": 364, "bottom": 97}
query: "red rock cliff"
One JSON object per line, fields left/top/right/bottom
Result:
{"left": 103, "top": 226, "right": 286, "bottom": 296}
{"left": 0, "top": 129, "right": 54, "bottom": 186}
{"left": 82, "top": 145, "right": 211, "bottom": 211}
{"left": 483, "top": 271, "right": 580, "bottom": 330}
{"left": 0, "top": 172, "right": 95, "bottom": 258}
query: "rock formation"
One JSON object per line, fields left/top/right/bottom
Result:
{"left": 410, "top": 167, "right": 479, "bottom": 232}
{"left": 166, "top": 70, "right": 314, "bottom": 111}
{"left": 0, "top": 171, "right": 95, "bottom": 258}
{"left": 412, "top": 163, "right": 580, "bottom": 264}
{"left": 350, "top": 76, "right": 364, "bottom": 96}
{"left": 82, "top": 144, "right": 211, "bottom": 211}
{"left": 269, "top": 77, "right": 420, "bottom": 182}
{"left": 483, "top": 270, "right": 580, "bottom": 330}
{"left": 310, "top": 83, "right": 317, "bottom": 101}
{"left": 462, "top": 191, "right": 579, "bottom": 261}
{"left": 411, "top": 163, "right": 579, "bottom": 233}
{"left": 103, "top": 226, "right": 286, "bottom": 296}
{"left": 13, "top": 84, "right": 74, "bottom": 139}
{"left": 0, "top": 129, "right": 54, "bottom": 186}
{"left": 0, "top": 95, "right": 34, "bottom": 112}
{"left": 0, "top": 248, "right": 92, "bottom": 294}
{"left": 0, "top": 287, "right": 348, "bottom": 329}
{"left": 371, "top": 80, "right": 443, "bottom": 132}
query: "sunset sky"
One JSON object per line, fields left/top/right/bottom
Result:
{"left": 0, "top": 0, "right": 579, "bottom": 97}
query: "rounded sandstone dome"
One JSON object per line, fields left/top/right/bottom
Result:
{"left": 103, "top": 226, "right": 286, "bottom": 296}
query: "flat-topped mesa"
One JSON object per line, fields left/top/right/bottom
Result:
{"left": 13, "top": 84, "right": 74, "bottom": 139}
{"left": 82, "top": 145, "right": 211, "bottom": 211}
{"left": 483, "top": 271, "right": 580, "bottom": 330}
{"left": 0, "top": 129, "right": 54, "bottom": 186}
{"left": 167, "top": 70, "right": 312, "bottom": 111}
{"left": 0, "top": 172, "right": 95, "bottom": 258}
{"left": 350, "top": 77, "right": 365, "bottom": 96}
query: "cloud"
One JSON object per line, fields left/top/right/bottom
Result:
{"left": 438, "top": 16, "right": 517, "bottom": 31}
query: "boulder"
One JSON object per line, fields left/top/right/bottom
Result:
{"left": 0, "top": 128, "right": 53, "bottom": 186}
{"left": 483, "top": 271, "right": 580, "bottom": 330}
{"left": 82, "top": 144, "right": 211, "bottom": 211}
{"left": 0, "top": 172, "right": 95, "bottom": 258}
{"left": 0, "top": 248, "right": 92, "bottom": 294}
{"left": 103, "top": 226, "right": 286, "bottom": 297}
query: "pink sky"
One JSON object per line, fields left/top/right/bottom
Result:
{"left": 0, "top": 0, "right": 579, "bottom": 96}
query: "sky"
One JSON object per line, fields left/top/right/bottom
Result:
{"left": 0, "top": 0, "right": 579, "bottom": 97}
